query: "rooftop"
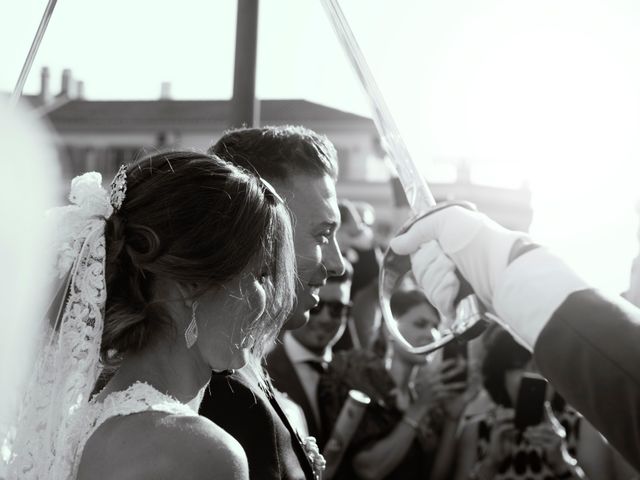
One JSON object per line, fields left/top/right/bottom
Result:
{"left": 42, "top": 98, "right": 375, "bottom": 132}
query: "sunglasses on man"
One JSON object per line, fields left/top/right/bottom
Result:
{"left": 309, "top": 300, "right": 352, "bottom": 318}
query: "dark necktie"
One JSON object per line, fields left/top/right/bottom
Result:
{"left": 302, "top": 359, "right": 329, "bottom": 447}
{"left": 304, "top": 359, "right": 329, "bottom": 375}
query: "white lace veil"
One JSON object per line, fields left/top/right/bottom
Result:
{"left": 5, "top": 172, "right": 117, "bottom": 480}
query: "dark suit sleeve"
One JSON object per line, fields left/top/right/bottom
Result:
{"left": 533, "top": 289, "right": 640, "bottom": 470}
{"left": 200, "top": 375, "right": 282, "bottom": 480}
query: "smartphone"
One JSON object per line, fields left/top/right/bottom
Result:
{"left": 514, "top": 373, "right": 548, "bottom": 431}
{"left": 441, "top": 339, "right": 468, "bottom": 384}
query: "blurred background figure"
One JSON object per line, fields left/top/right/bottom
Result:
{"left": 0, "top": 100, "right": 60, "bottom": 476}
{"left": 318, "top": 289, "right": 471, "bottom": 480}
{"left": 336, "top": 200, "right": 375, "bottom": 265}
{"left": 454, "top": 328, "right": 625, "bottom": 480}
{"left": 336, "top": 199, "right": 383, "bottom": 351}
{"left": 267, "top": 262, "right": 354, "bottom": 448}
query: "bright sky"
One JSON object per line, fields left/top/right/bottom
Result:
{"left": 3, "top": 0, "right": 640, "bottom": 294}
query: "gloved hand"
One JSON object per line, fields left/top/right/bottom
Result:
{"left": 390, "top": 206, "right": 528, "bottom": 316}
{"left": 390, "top": 205, "right": 588, "bottom": 349}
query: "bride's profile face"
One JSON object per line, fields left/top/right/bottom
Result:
{"left": 193, "top": 267, "right": 268, "bottom": 371}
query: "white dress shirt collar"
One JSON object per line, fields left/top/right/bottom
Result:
{"left": 283, "top": 331, "right": 333, "bottom": 365}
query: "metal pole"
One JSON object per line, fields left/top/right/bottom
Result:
{"left": 10, "top": 0, "right": 59, "bottom": 108}
{"left": 230, "top": 0, "right": 260, "bottom": 128}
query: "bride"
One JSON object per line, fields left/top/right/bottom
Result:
{"left": 6, "top": 150, "right": 296, "bottom": 479}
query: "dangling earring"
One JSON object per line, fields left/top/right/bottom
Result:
{"left": 185, "top": 300, "right": 199, "bottom": 349}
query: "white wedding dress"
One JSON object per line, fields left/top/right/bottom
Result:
{"left": 69, "top": 382, "right": 199, "bottom": 479}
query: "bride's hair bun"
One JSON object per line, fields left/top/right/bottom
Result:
{"left": 103, "top": 216, "right": 163, "bottom": 360}
{"left": 101, "top": 150, "right": 295, "bottom": 365}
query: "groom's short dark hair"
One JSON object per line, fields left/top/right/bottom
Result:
{"left": 208, "top": 125, "right": 338, "bottom": 183}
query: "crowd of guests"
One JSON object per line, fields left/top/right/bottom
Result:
{"left": 262, "top": 197, "right": 640, "bottom": 479}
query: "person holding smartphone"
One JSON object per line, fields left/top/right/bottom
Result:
{"left": 453, "top": 329, "right": 607, "bottom": 480}
{"left": 317, "top": 290, "right": 473, "bottom": 480}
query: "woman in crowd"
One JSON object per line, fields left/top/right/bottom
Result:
{"left": 318, "top": 289, "right": 471, "bottom": 480}
{"left": 453, "top": 328, "right": 618, "bottom": 480}
{"left": 8, "top": 151, "right": 296, "bottom": 480}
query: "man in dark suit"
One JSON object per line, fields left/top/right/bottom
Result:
{"left": 267, "top": 265, "right": 353, "bottom": 448}
{"left": 390, "top": 205, "right": 640, "bottom": 471}
{"left": 199, "top": 125, "right": 345, "bottom": 480}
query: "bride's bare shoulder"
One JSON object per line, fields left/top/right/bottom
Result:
{"left": 78, "top": 411, "right": 248, "bottom": 480}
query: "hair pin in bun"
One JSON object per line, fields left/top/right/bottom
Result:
{"left": 109, "top": 164, "right": 128, "bottom": 212}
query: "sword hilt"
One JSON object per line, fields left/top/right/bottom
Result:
{"left": 379, "top": 201, "right": 489, "bottom": 355}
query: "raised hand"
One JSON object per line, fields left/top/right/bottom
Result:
{"left": 437, "top": 359, "right": 480, "bottom": 420}
{"left": 523, "top": 405, "right": 574, "bottom": 473}
{"left": 390, "top": 206, "right": 527, "bottom": 311}
{"left": 412, "top": 359, "right": 458, "bottom": 407}
{"left": 524, "top": 422, "right": 569, "bottom": 470}
{"left": 485, "top": 408, "right": 518, "bottom": 467}
{"left": 411, "top": 358, "right": 476, "bottom": 419}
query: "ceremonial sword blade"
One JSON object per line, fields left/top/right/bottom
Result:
{"left": 321, "top": 1, "right": 489, "bottom": 354}
{"left": 320, "top": 0, "right": 435, "bottom": 213}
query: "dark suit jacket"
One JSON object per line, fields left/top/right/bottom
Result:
{"left": 199, "top": 370, "right": 315, "bottom": 480}
{"left": 533, "top": 289, "right": 640, "bottom": 470}
{"left": 266, "top": 343, "right": 324, "bottom": 446}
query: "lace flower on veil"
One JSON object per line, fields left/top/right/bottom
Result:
{"left": 7, "top": 170, "right": 123, "bottom": 480}
{"left": 47, "top": 172, "right": 113, "bottom": 277}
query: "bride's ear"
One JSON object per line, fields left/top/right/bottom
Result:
{"left": 174, "top": 282, "right": 200, "bottom": 308}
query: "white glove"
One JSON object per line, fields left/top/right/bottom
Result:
{"left": 390, "top": 206, "right": 527, "bottom": 309}
{"left": 390, "top": 206, "right": 589, "bottom": 349}
{"left": 406, "top": 240, "right": 459, "bottom": 322}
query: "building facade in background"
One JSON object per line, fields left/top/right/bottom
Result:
{"left": 31, "top": 67, "right": 533, "bottom": 239}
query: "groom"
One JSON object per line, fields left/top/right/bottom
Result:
{"left": 199, "top": 125, "right": 345, "bottom": 479}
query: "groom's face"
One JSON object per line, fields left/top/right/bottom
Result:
{"left": 275, "top": 173, "right": 345, "bottom": 330}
